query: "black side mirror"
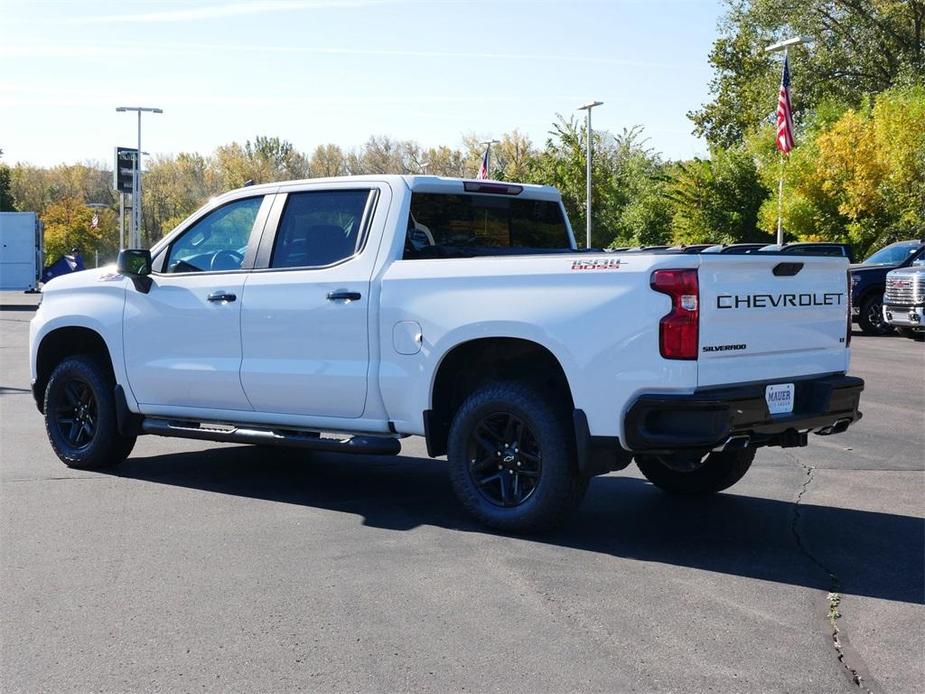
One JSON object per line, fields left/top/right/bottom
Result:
{"left": 117, "top": 249, "right": 153, "bottom": 293}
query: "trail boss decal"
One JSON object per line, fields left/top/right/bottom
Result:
{"left": 571, "top": 258, "right": 623, "bottom": 271}
{"left": 716, "top": 292, "right": 844, "bottom": 309}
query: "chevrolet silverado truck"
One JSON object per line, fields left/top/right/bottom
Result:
{"left": 30, "top": 176, "right": 864, "bottom": 531}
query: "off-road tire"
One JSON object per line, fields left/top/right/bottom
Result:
{"left": 636, "top": 447, "right": 756, "bottom": 495}
{"left": 447, "top": 381, "right": 587, "bottom": 532}
{"left": 858, "top": 295, "right": 892, "bottom": 336}
{"left": 44, "top": 355, "right": 136, "bottom": 469}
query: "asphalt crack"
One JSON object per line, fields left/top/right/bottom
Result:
{"left": 790, "top": 459, "right": 877, "bottom": 693}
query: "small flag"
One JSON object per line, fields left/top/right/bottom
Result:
{"left": 91, "top": 213, "right": 99, "bottom": 229}
{"left": 476, "top": 145, "right": 490, "bottom": 180}
{"left": 776, "top": 55, "right": 795, "bottom": 153}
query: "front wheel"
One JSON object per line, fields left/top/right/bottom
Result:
{"left": 447, "top": 382, "right": 587, "bottom": 532}
{"left": 858, "top": 295, "right": 892, "bottom": 336}
{"left": 44, "top": 355, "right": 136, "bottom": 469}
{"left": 636, "top": 447, "right": 756, "bottom": 495}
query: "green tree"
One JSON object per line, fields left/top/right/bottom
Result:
{"left": 523, "top": 118, "right": 672, "bottom": 247}
{"left": 692, "top": 0, "right": 925, "bottom": 147}
{"left": 667, "top": 145, "right": 771, "bottom": 245}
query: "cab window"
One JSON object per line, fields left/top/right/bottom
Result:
{"left": 270, "top": 190, "right": 372, "bottom": 268}
{"left": 165, "top": 197, "right": 263, "bottom": 273}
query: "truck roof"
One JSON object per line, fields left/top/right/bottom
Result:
{"left": 223, "top": 175, "right": 562, "bottom": 202}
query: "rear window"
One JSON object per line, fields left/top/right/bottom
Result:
{"left": 404, "top": 193, "right": 571, "bottom": 259}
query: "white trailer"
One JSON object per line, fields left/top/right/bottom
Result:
{"left": 0, "top": 212, "right": 42, "bottom": 291}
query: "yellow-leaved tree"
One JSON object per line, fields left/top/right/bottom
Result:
{"left": 41, "top": 197, "right": 117, "bottom": 265}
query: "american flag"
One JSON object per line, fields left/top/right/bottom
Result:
{"left": 476, "top": 145, "right": 490, "bottom": 180}
{"left": 776, "top": 54, "right": 795, "bottom": 153}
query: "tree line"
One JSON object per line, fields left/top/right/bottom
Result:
{"left": 1, "top": 0, "right": 922, "bottom": 264}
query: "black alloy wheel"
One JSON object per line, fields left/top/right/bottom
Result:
{"left": 446, "top": 381, "right": 588, "bottom": 532}
{"left": 858, "top": 295, "right": 892, "bottom": 335}
{"left": 44, "top": 355, "right": 136, "bottom": 469}
{"left": 466, "top": 412, "right": 542, "bottom": 507}
{"left": 53, "top": 378, "right": 98, "bottom": 449}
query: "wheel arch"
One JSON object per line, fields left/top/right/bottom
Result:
{"left": 423, "top": 337, "right": 575, "bottom": 458}
{"left": 34, "top": 326, "right": 115, "bottom": 413}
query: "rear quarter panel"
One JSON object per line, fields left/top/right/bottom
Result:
{"left": 378, "top": 253, "right": 699, "bottom": 438}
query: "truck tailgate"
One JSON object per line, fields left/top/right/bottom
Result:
{"left": 697, "top": 255, "right": 850, "bottom": 387}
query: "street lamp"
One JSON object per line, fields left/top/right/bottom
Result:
{"left": 764, "top": 37, "right": 808, "bottom": 245}
{"left": 115, "top": 106, "right": 163, "bottom": 248}
{"left": 577, "top": 101, "right": 603, "bottom": 249}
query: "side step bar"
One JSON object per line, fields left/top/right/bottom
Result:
{"left": 140, "top": 418, "right": 402, "bottom": 456}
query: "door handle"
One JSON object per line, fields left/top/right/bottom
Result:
{"left": 207, "top": 291, "right": 237, "bottom": 303}
{"left": 327, "top": 291, "right": 362, "bottom": 301}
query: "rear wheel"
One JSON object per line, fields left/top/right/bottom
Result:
{"left": 447, "top": 381, "right": 587, "bottom": 532}
{"left": 44, "top": 355, "right": 136, "bottom": 469}
{"left": 858, "top": 295, "right": 892, "bottom": 335}
{"left": 636, "top": 447, "right": 756, "bottom": 495}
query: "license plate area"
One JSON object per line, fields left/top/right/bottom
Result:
{"left": 765, "top": 383, "right": 795, "bottom": 415}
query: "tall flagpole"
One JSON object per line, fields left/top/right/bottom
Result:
{"left": 765, "top": 37, "right": 807, "bottom": 245}
{"left": 777, "top": 150, "right": 785, "bottom": 245}
{"left": 776, "top": 48, "right": 787, "bottom": 246}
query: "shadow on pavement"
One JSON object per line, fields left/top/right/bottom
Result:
{"left": 112, "top": 444, "right": 923, "bottom": 605}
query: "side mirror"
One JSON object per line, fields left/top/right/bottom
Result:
{"left": 117, "top": 249, "right": 152, "bottom": 276}
{"left": 117, "top": 249, "right": 153, "bottom": 292}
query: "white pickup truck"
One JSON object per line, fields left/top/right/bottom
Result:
{"left": 30, "top": 176, "right": 863, "bottom": 530}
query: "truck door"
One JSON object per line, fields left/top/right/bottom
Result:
{"left": 239, "top": 183, "right": 387, "bottom": 418}
{"left": 123, "top": 195, "right": 272, "bottom": 411}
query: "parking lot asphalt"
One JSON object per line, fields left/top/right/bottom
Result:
{"left": 1, "top": 292, "right": 922, "bottom": 693}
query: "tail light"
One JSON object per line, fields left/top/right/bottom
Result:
{"left": 846, "top": 270, "right": 852, "bottom": 347}
{"left": 651, "top": 269, "right": 699, "bottom": 359}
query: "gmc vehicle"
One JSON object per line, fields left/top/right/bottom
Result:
{"left": 883, "top": 262, "right": 925, "bottom": 338}
{"left": 30, "top": 176, "right": 863, "bottom": 531}
{"left": 850, "top": 239, "right": 925, "bottom": 335}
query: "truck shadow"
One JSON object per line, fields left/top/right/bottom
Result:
{"left": 112, "top": 444, "right": 923, "bottom": 606}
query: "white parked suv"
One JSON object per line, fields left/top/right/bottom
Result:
{"left": 30, "top": 176, "right": 864, "bottom": 530}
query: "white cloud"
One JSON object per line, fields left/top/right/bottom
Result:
{"left": 64, "top": 0, "right": 386, "bottom": 25}
{"left": 0, "top": 40, "right": 696, "bottom": 71}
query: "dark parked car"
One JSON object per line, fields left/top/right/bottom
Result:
{"left": 850, "top": 240, "right": 925, "bottom": 335}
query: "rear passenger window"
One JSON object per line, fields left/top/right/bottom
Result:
{"left": 405, "top": 193, "right": 571, "bottom": 259}
{"left": 271, "top": 190, "right": 372, "bottom": 268}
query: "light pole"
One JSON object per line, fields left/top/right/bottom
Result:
{"left": 764, "top": 37, "right": 807, "bottom": 245}
{"left": 577, "top": 101, "right": 603, "bottom": 249}
{"left": 115, "top": 106, "right": 163, "bottom": 247}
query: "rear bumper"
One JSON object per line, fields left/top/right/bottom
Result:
{"left": 624, "top": 374, "right": 863, "bottom": 453}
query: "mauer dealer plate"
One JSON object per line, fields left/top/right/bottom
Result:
{"left": 765, "top": 383, "right": 795, "bottom": 415}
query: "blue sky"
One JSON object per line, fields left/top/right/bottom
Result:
{"left": 0, "top": 0, "right": 725, "bottom": 167}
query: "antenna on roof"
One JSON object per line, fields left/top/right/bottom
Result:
{"left": 243, "top": 179, "right": 255, "bottom": 187}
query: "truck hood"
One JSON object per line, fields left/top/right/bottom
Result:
{"left": 41, "top": 265, "right": 122, "bottom": 293}
{"left": 849, "top": 263, "right": 894, "bottom": 273}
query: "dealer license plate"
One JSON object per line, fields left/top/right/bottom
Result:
{"left": 765, "top": 383, "right": 795, "bottom": 415}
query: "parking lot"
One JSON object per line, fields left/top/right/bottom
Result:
{"left": 1, "top": 292, "right": 922, "bottom": 693}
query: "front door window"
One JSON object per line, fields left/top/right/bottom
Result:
{"left": 165, "top": 197, "right": 263, "bottom": 273}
